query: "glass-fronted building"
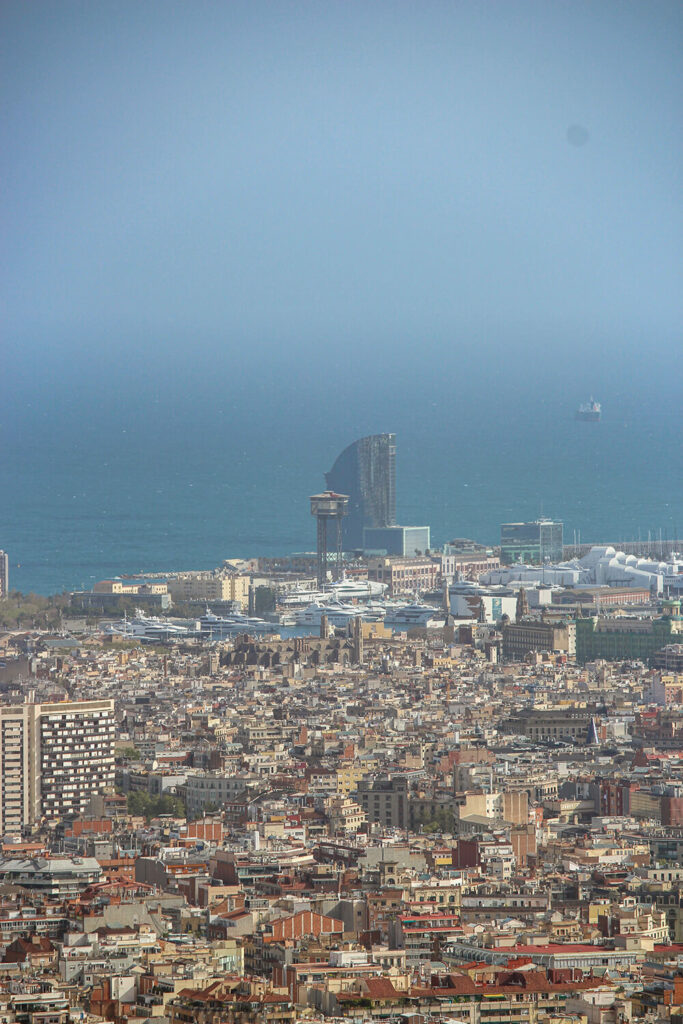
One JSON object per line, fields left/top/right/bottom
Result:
{"left": 363, "top": 525, "right": 430, "bottom": 557}
{"left": 500, "top": 520, "right": 564, "bottom": 565}
{"left": 325, "top": 433, "right": 396, "bottom": 550}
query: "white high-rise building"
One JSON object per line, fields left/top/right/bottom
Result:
{"left": 0, "top": 699, "right": 115, "bottom": 835}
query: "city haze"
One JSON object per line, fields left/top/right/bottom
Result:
{"left": 1, "top": 0, "right": 682, "bottom": 592}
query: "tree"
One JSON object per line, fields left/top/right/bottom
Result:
{"left": 127, "top": 791, "right": 185, "bottom": 821}
{"left": 118, "top": 746, "right": 141, "bottom": 761}
{"left": 414, "top": 807, "right": 456, "bottom": 834}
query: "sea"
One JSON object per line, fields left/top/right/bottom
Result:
{"left": 2, "top": 348, "right": 682, "bottom": 596}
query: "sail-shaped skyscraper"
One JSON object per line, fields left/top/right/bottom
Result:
{"left": 325, "top": 433, "right": 396, "bottom": 550}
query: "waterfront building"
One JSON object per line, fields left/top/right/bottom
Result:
{"left": 500, "top": 520, "right": 564, "bottom": 565}
{"left": 93, "top": 579, "right": 168, "bottom": 596}
{"left": 440, "top": 550, "right": 500, "bottom": 581}
{"left": 325, "top": 433, "right": 396, "bottom": 549}
{"left": 0, "top": 550, "right": 8, "bottom": 597}
{"left": 552, "top": 586, "right": 651, "bottom": 608}
{"left": 78, "top": 580, "right": 171, "bottom": 611}
{"left": 168, "top": 572, "right": 250, "bottom": 609}
{"left": 366, "top": 555, "right": 440, "bottom": 596}
{"left": 363, "top": 525, "right": 430, "bottom": 557}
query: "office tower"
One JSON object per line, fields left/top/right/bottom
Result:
{"left": 362, "top": 525, "right": 430, "bottom": 557}
{"left": 325, "top": 433, "right": 396, "bottom": 550}
{"left": 0, "top": 699, "right": 115, "bottom": 834}
{"left": 0, "top": 551, "right": 8, "bottom": 597}
{"left": 500, "top": 520, "right": 564, "bottom": 565}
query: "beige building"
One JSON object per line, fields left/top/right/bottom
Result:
{"left": 168, "top": 573, "right": 250, "bottom": 609}
{"left": 367, "top": 556, "right": 440, "bottom": 596}
{"left": 505, "top": 708, "right": 597, "bottom": 743}
{"left": 93, "top": 579, "right": 167, "bottom": 595}
{"left": 325, "top": 795, "right": 366, "bottom": 834}
{"left": 502, "top": 619, "right": 576, "bottom": 660}
{"left": 440, "top": 552, "right": 501, "bottom": 581}
{"left": 0, "top": 699, "right": 115, "bottom": 834}
{"left": 336, "top": 761, "right": 367, "bottom": 796}
{"left": 456, "top": 789, "right": 529, "bottom": 825}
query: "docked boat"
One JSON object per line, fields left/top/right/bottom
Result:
{"left": 280, "top": 578, "right": 387, "bottom": 607}
{"left": 279, "top": 586, "right": 325, "bottom": 607}
{"left": 327, "top": 579, "right": 387, "bottom": 601}
{"left": 102, "top": 611, "right": 190, "bottom": 642}
{"left": 294, "top": 600, "right": 360, "bottom": 629}
{"left": 198, "top": 609, "right": 277, "bottom": 639}
{"left": 383, "top": 603, "right": 443, "bottom": 630}
{"left": 575, "top": 397, "right": 601, "bottom": 421}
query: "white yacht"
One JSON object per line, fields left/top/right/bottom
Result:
{"left": 280, "top": 578, "right": 386, "bottom": 607}
{"left": 383, "top": 603, "right": 443, "bottom": 630}
{"left": 199, "top": 609, "right": 277, "bottom": 639}
{"left": 294, "top": 600, "right": 360, "bottom": 629}
{"left": 102, "top": 611, "right": 190, "bottom": 642}
{"left": 357, "top": 600, "right": 387, "bottom": 622}
{"left": 279, "top": 586, "right": 325, "bottom": 607}
{"left": 327, "top": 579, "right": 387, "bottom": 601}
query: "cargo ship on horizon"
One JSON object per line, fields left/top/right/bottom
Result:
{"left": 575, "top": 397, "right": 601, "bottom": 422}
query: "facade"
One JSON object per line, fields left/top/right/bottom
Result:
{"left": 354, "top": 776, "right": 408, "bottom": 829}
{"left": 500, "top": 520, "right": 564, "bottom": 565}
{"left": 504, "top": 709, "right": 597, "bottom": 743}
{"left": 367, "top": 556, "right": 440, "bottom": 596}
{"left": 502, "top": 619, "right": 576, "bottom": 660}
{"left": 450, "top": 592, "right": 517, "bottom": 622}
{"left": 653, "top": 644, "right": 683, "bottom": 671}
{"left": 168, "top": 573, "right": 250, "bottom": 609}
{"left": 325, "top": 434, "right": 396, "bottom": 550}
{"left": 363, "top": 525, "right": 430, "bottom": 557}
{"left": 93, "top": 579, "right": 167, "bottom": 596}
{"left": 0, "top": 700, "right": 115, "bottom": 834}
{"left": 440, "top": 552, "right": 500, "bottom": 581}
{"left": 185, "top": 772, "right": 258, "bottom": 819}
{"left": 0, "top": 705, "right": 36, "bottom": 835}
{"left": 0, "top": 857, "right": 102, "bottom": 897}
{"left": 552, "top": 586, "right": 651, "bottom": 608}
{"left": 575, "top": 606, "right": 683, "bottom": 664}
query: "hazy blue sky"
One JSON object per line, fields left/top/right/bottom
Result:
{"left": 1, "top": 2, "right": 682, "bottom": 592}
{"left": 3, "top": 0, "right": 681, "bottom": 370}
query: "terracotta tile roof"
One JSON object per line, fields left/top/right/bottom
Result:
{"left": 364, "top": 977, "right": 402, "bottom": 1000}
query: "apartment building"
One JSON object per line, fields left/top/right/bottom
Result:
{"left": 502, "top": 619, "right": 576, "bottom": 660}
{"left": 0, "top": 700, "right": 115, "bottom": 834}
{"left": 355, "top": 776, "right": 408, "bottom": 829}
{"left": 184, "top": 772, "right": 259, "bottom": 819}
